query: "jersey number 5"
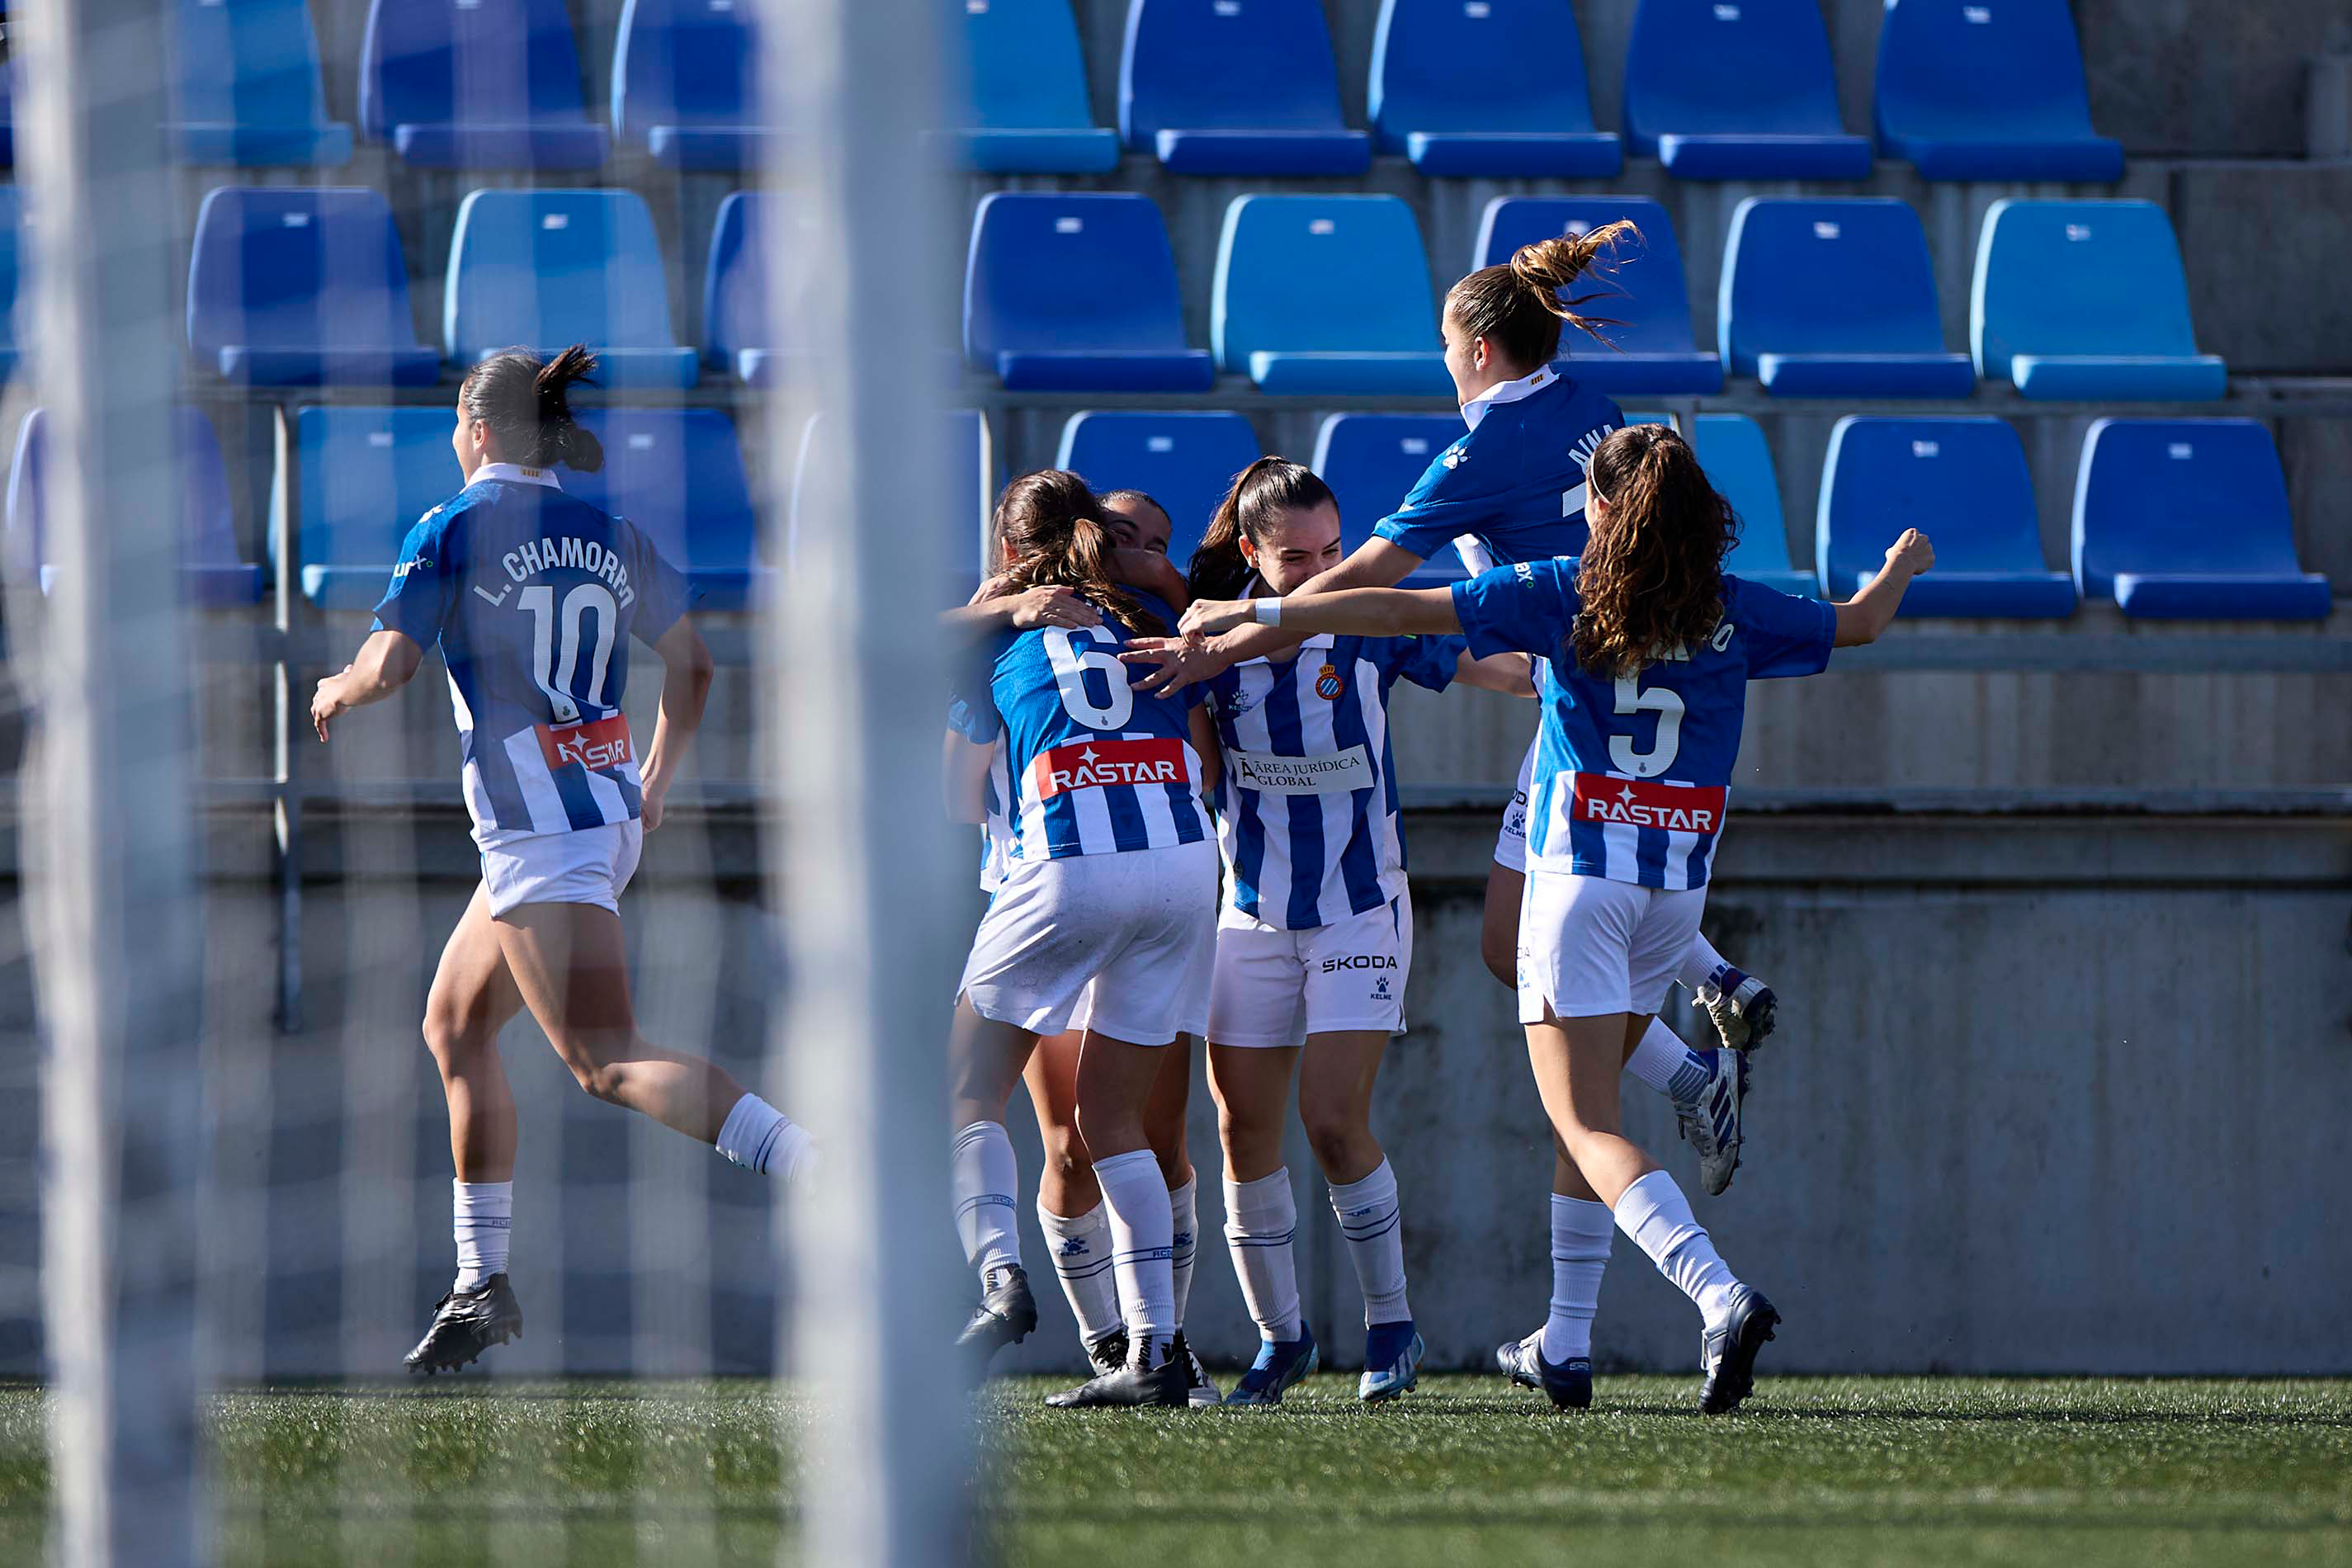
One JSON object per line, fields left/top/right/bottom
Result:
{"left": 521, "top": 583, "right": 618, "bottom": 723}
{"left": 1609, "top": 674, "right": 1684, "bottom": 777}
{"left": 1042, "top": 626, "right": 1133, "bottom": 730}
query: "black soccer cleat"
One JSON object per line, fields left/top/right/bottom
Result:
{"left": 1496, "top": 1331, "right": 1592, "bottom": 1410}
{"left": 1042, "top": 1344, "right": 1187, "bottom": 1409}
{"left": 404, "top": 1273, "right": 523, "bottom": 1375}
{"left": 957, "top": 1263, "right": 1039, "bottom": 1367}
{"left": 1084, "top": 1329, "right": 1130, "bottom": 1377}
{"left": 1698, "top": 1284, "right": 1779, "bottom": 1415}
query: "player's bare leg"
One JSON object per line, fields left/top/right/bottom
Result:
{"left": 1025, "top": 1032, "right": 1121, "bottom": 1368}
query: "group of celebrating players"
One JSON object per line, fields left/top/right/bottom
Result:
{"left": 314, "top": 224, "right": 1930, "bottom": 1409}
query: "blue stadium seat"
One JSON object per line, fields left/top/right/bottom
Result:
{"left": 170, "top": 0, "right": 353, "bottom": 167}
{"left": 1687, "top": 413, "right": 1814, "bottom": 597}
{"left": 2071, "top": 419, "right": 2330, "bottom": 621}
{"left": 359, "top": 0, "right": 608, "bottom": 170}
{"left": 1475, "top": 197, "right": 1721, "bottom": 395}
{"left": 704, "top": 192, "right": 782, "bottom": 386}
{"left": 1310, "top": 414, "right": 1470, "bottom": 585}
{"left": 0, "top": 60, "right": 14, "bottom": 169}
{"left": 1623, "top": 0, "right": 1873, "bottom": 180}
{"left": 286, "top": 408, "right": 463, "bottom": 610}
{"left": 564, "top": 409, "right": 764, "bottom": 612}
{"left": 7, "top": 408, "right": 265, "bottom": 607}
{"left": 185, "top": 187, "right": 442, "bottom": 388}
{"left": 1056, "top": 411, "right": 1263, "bottom": 567}
{"left": 1972, "top": 200, "right": 2225, "bottom": 402}
{"left": 965, "top": 193, "right": 1213, "bottom": 394}
{"left": 1214, "top": 196, "right": 1450, "bottom": 396}
{"left": 0, "top": 186, "right": 21, "bottom": 385}
{"left": 947, "top": 0, "right": 1121, "bottom": 174}
{"left": 444, "top": 188, "right": 699, "bottom": 390}
{"left": 1119, "top": 0, "right": 1370, "bottom": 175}
{"left": 1369, "top": 0, "right": 1621, "bottom": 177}
{"left": 611, "top": 0, "right": 772, "bottom": 171}
{"left": 790, "top": 411, "right": 992, "bottom": 602}
{"left": 1720, "top": 198, "right": 1975, "bottom": 398}
{"left": 1874, "top": 0, "right": 2122, "bottom": 183}
{"left": 1816, "top": 417, "right": 2074, "bottom": 617}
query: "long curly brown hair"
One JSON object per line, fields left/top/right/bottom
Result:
{"left": 991, "top": 469, "right": 1165, "bottom": 638}
{"left": 1570, "top": 424, "right": 1736, "bottom": 677}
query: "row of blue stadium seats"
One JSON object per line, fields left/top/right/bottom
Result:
{"left": 4, "top": 404, "right": 2325, "bottom": 624}
{"left": 969, "top": 191, "right": 2224, "bottom": 400}
{"left": 58, "top": 0, "right": 2115, "bottom": 181}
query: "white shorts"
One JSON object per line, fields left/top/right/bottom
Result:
{"left": 1517, "top": 868, "right": 1706, "bottom": 1022}
{"left": 1069, "top": 975, "right": 1207, "bottom": 1041}
{"left": 480, "top": 820, "right": 644, "bottom": 919}
{"left": 961, "top": 838, "right": 1216, "bottom": 1045}
{"left": 1207, "top": 893, "right": 1413, "bottom": 1049}
{"left": 1493, "top": 738, "right": 1537, "bottom": 875}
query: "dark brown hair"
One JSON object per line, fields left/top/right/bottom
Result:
{"left": 1188, "top": 457, "right": 1339, "bottom": 602}
{"left": 1570, "top": 423, "right": 1736, "bottom": 678}
{"left": 1445, "top": 222, "right": 1641, "bottom": 371}
{"left": 992, "top": 470, "right": 1165, "bottom": 638}
{"left": 460, "top": 343, "right": 604, "bottom": 473}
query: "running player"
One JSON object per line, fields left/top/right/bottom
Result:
{"left": 309, "top": 347, "right": 813, "bottom": 1375}
{"left": 1178, "top": 423, "right": 1934, "bottom": 1414}
{"left": 943, "top": 470, "right": 1220, "bottom": 1409}
{"left": 1126, "top": 225, "right": 1766, "bottom": 1194}
{"left": 1184, "top": 459, "right": 1533, "bottom": 1407}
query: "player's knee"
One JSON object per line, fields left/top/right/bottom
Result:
{"left": 422, "top": 1006, "right": 489, "bottom": 1071}
{"left": 1037, "top": 1120, "right": 1090, "bottom": 1187}
{"left": 1300, "top": 1103, "right": 1371, "bottom": 1175}
{"left": 1074, "top": 1100, "right": 1142, "bottom": 1161}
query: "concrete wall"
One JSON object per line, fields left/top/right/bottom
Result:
{"left": 1, "top": 801, "right": 2346, "bottom": 1378}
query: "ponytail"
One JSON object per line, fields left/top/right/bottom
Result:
{"left": 1188, "top": 456, "right": 1337, "bottom": 602}
{"left": 1446, "top": 220, "right": 1641, "bottom": 370}
{"left": 993, "top": 470, "right": 1166, "bottom": 639}
{"left": 1570, "top": 423, "right": 1735, "bottom": 678}
{"left": 460, "top": 342, "right": 603, "bottom": 473}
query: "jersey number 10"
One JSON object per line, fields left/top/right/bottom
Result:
{"left": 521, "top": 583, "right": 619, "bottom": 724}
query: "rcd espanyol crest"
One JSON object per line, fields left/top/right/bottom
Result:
{"left": 1315, "top": 663, "right": 1344, "bottom": 701}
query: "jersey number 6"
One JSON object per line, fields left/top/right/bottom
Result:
{"left": 1043, "top": 626, "right": 1133, "bottom": 730}
{"left": 521, "top": 583, "right": 619, "bottom": 723}
{"left": 1609, "top": 674, "right": 1684, "bottom": 777}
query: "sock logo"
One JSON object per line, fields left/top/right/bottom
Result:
{"left": 1057, "top": 1236, "right": 1091, "bottom": 1257}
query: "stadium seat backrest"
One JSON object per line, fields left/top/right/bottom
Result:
{"left": 612, "top": 0, "right": 762, "bottom": 140}
{"left": 564, "top": 408, "right": 756, "bottom": 576}
{"left": 704, "top": 191, "right": 772, "bottom": 368}
{"left": 443, "top": 188, "right": 681, "bottom": 362}
{"left": 187, "top": 187, "right": 425, "bottom": 358}
{"left": 1120, "top": 0, "right": 1352, "bottom": 146}
{"left": 1689, "top": 413, "right": 1797, "bottom": 574}
{"left": 1720, "top": 197, "right": 1946, "bottom": 370}
{"left": 2072, "top": 419, "right": 2303, "bottom": 594}
{"left": 1818, "top": 416, "right": 2040, "bottom": 583}
{"left": 790, "top": 410, "right": 989, "bottom": 583}
{"left": 172, "top": 0, "right": 339, "bottom": 137}
{"left": 966, "top": 192, "right": 1188, "bottom": 363}
{"left": 0, "top": 186, "right": 20, "bottom": 352}
{"left": 1214, "top": 195, "right": 1438, "bottom": 366}
{"left": 956, "top": 0, "right": 1099, "bottom": 134}
{"left": 1972, "top": 200, "right": 2203, "bottom": 373}
{"left": 1369, "top": 0, "right": 1602, "bottom": 145}
{"left": 1310, "top": 414, "right": 1464, "bottom": 555}
{"left": 1476, "top": 197, "right": 1698, "bottom": 362}
{"left": 7, "top": 408, "right": 243, "bottom": 578}
{"left": 1056, "top": 411, "right": 1263, "bottom": 567}
{"left": 294, "top": 407, "right": 467, "bottom": 575}
{"left": 1875, "top": 0, "right": 2102, "bottom": 147}
{"left": 360, "top": 0, "right": 596, "bottom": 140}
{"left": 1623, "top": 0, "right": 1849, "bottom": 149}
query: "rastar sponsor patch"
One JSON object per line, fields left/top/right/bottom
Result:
{"left": 537, "top": 713, "right": 634, "bottom": 772}
{"left": 1570, "top": 773, "right": 1727, "bottom": 835}
{"left": 1030, "top": 737, "right": 1188, "bottom": 797}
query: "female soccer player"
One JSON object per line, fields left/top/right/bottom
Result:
{"left": 1180, "top": 423, "right": 1934, "bottom": 1414}
{"left": 943, "top": 470, "right": 1220, "bottom": 1409}
{"left": 1184, "top": 458, "right": 1532, "bottom": 1407}
{"left": 1123, "top": 226, "right": 1770, "bottom": 1197}
{"left": 309, "top": 346, "right": 812, "bottom": 1376}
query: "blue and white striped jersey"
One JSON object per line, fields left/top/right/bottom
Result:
{"left": 373, "top": 463, "right": 693, "bottom": 849}
{"left": 1451, "top": 560, "right": 1836, "bottom": 889}
{"left": 1372, "top": 366, "right": 1625, "bottom": 573}
{"left": 1203, "top": 625, "right": 1462, "bottom": 929}
{"left": 952, "top": 593, "right": 1211, "bottom": 862}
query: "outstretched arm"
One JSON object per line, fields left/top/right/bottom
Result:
{"left": 1832, "top": 529, "right": 1936, "bottom": 647}
{"left": 1124, "top": 537, "right": 1425, "bottom": 691}
{"left": 638, "top": 615, "right": 715, "bottom": 831}
{"left": 1182, "top": 583, "right": 1463, "bottom": 642}
{"left": 311, "top": 629, "right": 423, "bottom": 740}
{"left": 1452, "top": 649, "right": 1536, "bottom": 697}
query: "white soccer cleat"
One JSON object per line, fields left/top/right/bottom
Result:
{"left": 1694, "top": 965, "right": 1777, "bottom": 1054}
{"left": 1673, "top": 1049, "right": 1747, "bottom": 1197}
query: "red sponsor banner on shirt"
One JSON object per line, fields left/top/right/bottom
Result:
{"left": 1030, "top": 736, "right": 1188, "bottom": 799}
{"left": 537, "top": 713, "right": 634, "bottom": 772}
{"left": 1570, "top": 773, "right": 1727, "bottom": 836}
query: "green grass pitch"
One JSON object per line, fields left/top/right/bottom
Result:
{"left": 0, "top": 1374, "right": 2347, "bottom": 1565}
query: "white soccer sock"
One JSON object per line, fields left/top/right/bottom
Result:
{"left": 1677, "top": 933, "right": 1731, "bottom": 995}
{"left": 1094, "top": 1149, "right": 1177, "bottom": 1365}
{"left": 950, "top": 1121, "right": 1023, "bottom": 1281}
{"left": 1036, "top": 1200, "right": 1122, "bottom": 1348}
{"left": 1223, "top": 1169, "right": 1302, "bottom": 1344}
{"left": 1625, "top": 1020, "right": 1713, "bottom": 1105}
{"left": 1328, "top": 1159, "right": 1410, "bottom": 1327}
{"left": 452, "top": 1179, "right": 512, "bottom": 1292}
{"left": 1168, "top": 1173, "right": 1198, "bottom": 1331}
{"left": 1542, "top": 1193, "right": 1613, "bottom": 1364}
{"left": 1613, "top": 1169, "right": 1740, "bottom": 1325}
{"left": 716, "top": 1093, "right": 817, "bottom": 1184}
